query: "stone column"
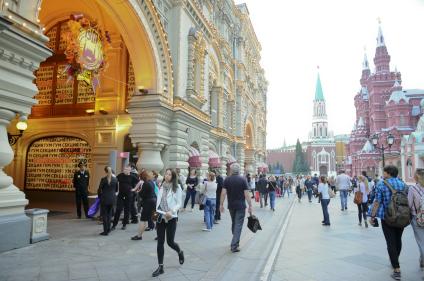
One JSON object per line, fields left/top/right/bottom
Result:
{"left": 0, "top": 17, "right": 51, "bottom": 252}
{"left": 244, "top": 148, "right": 255, "bottom": 174}
{"left": 136, "top": 143, "right": 165, "bottom": 172}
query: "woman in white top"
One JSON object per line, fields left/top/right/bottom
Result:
{"left": 318, "top": 176, "right": 331, "bottom": 226}
{"left": 202, "top": 172, "right": 218, "bottom": 231}
{"left": 152, "top": 169, "right": 184, "bottom": 277}
{"left": 355, "top": 175, "right": 370, "bottom": 227}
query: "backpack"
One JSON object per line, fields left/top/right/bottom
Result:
{"left": 412, "top": 185, "right": 424, "bottom": 227}
{"left": 383, "top": 180, "right": 410, "bottom": 228}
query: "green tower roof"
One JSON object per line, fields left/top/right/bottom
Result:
{"left": 315, "top": 73, "right": 325, "bottom": 101}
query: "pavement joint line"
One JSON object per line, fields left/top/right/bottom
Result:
{"left": 260, "top": 198, "right": 296, "bottom": 281}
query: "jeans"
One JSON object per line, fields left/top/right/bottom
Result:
{"left": 339, "top": 190, "right": 348, "bottom": 209}
{"left": 156, "top": 218, "right": 181, "bottom": 265}
{"left": 381, "top": 219, "right": 404, "bottom": 269}
{"left": 307, "top": 189, "right": 313, "bottom": 201}
{"left": 183, "top": 188, "right": 196, "bottom": 209}
{"left": 260, "top": 192, "right": 268, "bottom": 208}
{"left": 269, "top": 191, "right": 276, "bottom": 209}
{"left": 321, "top": 199, "right": 330, "bottom": 224}
{"left": 229, "top": 208, "right": 246, "bottom": 250}
{"left": 112, "top": 192, "right": 131, "bottom": 227}
{"left": 204, "top": 198, "right": 216, "bottom": 229}
{"left": 282, "top": 188, "right": 290, "bottom": 197}
{"left": 356, "top": 203, "right": 368, "bottom": 223}
{"left": 411, "top": 216, "right": 424, "bottom": 263}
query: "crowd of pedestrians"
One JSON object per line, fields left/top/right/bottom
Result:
{"left": 73, "top": 160, "right": 424, "bottom": 280}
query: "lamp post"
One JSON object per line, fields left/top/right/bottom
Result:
{"left": 371, "top": 133, "right": 395, "bottom": 169}
{"left": 8, "top": 115, "right": 28, "bottom": 146}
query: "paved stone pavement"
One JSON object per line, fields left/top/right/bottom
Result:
{"left": 271, "top": 193, "right": 424, "bottom": 281}
{"left": 0, "top": 194, "right": 293, "bottom": 281}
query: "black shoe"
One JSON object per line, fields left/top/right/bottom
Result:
{"left": 213, "top": 221, "right": 219, "bottom": 224}
{"left": 154, "top": 237, "right": 158, "bottom": 240}
{"left": 145, "top": 228, "right": 152, "bottom": 231}
{"left": 111, "top": 226, "right": 116, "bottom": 231}
{"left": 178, "top": 251, "right": 185, "bottom": 265}
{"left": 231, "top": 248, "right": 240, "bottom": 253}
{"left": 99, "top": 232, "right": 108, "bottom": 236}
{"left": 152, "top": 266, "right": 164, "bottom": 277}
{"left": 131, "top": 235, "right": 142, "bottom": 240}
{"left": 121, "top": 225, "right": 126, "bottom": 230}
{"left": 323, "top": 223, "right": 331, "bottom": 226}
{"left": 131, "top": 219, "right": 138, "bottom": 224}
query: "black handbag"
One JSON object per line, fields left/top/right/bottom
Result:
{"left": 247, "top": 215, "right": 262, "bottom": 233}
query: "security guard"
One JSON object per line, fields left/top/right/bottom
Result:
{"left": 73, "top": 162, "right": 90, "bottom": 219}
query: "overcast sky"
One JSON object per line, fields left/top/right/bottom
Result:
{"left": 235, "top": 0, "right": 424, "bottom": 149}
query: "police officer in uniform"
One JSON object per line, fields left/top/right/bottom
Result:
{"left": 73, "top": 162, "right": 90, "bottom": 219}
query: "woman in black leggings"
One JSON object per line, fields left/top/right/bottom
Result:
{"left": 152, "top": 169, "right": 184, "bottom": 277}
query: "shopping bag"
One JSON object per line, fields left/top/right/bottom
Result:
{"left": 87, "top": 198, "right": 100, "bottom": 217}
{"left": 255, "top": 191, "right": 260, "bottom": 202}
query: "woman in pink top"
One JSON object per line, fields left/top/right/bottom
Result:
{"left": 409, "top": 168, "right": 424, "bottom": 269}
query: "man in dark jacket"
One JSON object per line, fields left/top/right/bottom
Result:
{"left": 73, "top": 162, "right": 90, "bottom": 219}
{"left": 256, "top": 174, "right": 268, "bottom": 208}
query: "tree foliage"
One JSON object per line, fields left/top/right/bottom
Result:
{"left": 292, "top": 139, "right": 310, "bottom": 174}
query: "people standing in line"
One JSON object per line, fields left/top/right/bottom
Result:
{"left": 369, "top": 165, "right": 407, "bottom": 281}
{"left": 214, "top": 170, "right": 224, "bottom": 223}
{"left": 202, "top": 172, "right": 218, "bottom": 231}
{"left": 295, "top": 175, "right": 302, "bottom": 203}
{"left": 152, "top": 169, "right": 184, "bottom": 277}
{"left": 318, "top": 176, "right": 331, "bottom": 226}
{"left": 408, "top": 168, "right": 424, "bottom": 269}
{"left": 336, "top": 170, "right": 351, "bottom": 211}
{"left": 220, "top": 163, "right": 253, "bottom": 253}
{"left": 97, "top": 166, "right": 118, "bottom": 236}
{"left": 73, "top": 162, "right": 90, "bottom": 219}
{"left": 256, "top": 174, "right": 268, "bottom": 208}
{"left": 131, "top": 170, "right": 157, "bottom": 241}
{"left": 304, "top": 175, "right": 314, "bottom": 203}
{"left": 112, "top": 166, "right": 138, "bottom": 230}
{"left": 355, "top": 175, "right": 370, "bottom": 227}
{"left": 183, "top": 168, "right": 198, "bottom": 211}
{"left": 267, "top": 176, "right": 277, "bottom": 211}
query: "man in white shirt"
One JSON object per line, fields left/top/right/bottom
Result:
{"left": 335, "top": 170, "right": 351, "bottom": 211}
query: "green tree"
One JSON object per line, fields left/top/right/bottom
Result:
{"left": 292, "top": 139, "right": 310, "bottom": 174}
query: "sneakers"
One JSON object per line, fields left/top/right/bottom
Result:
{"left": 99, "top": 232, "right": 108, "bottom": 236}
{"left": 202, "top": 228, "right": 211, "bottom": 232}
{"left": 390, "top": 271, "right": 401, "bottom": 280}
{"left": 131, "top": 235, "right": 142, "bottom": 240}
{"left": 231, "top": 248, "right": 240, "bottom": 253}
{"left": 178, "top": 251, "right": 185, "bottom": 265}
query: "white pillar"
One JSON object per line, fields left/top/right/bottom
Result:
{"left": 136, "top": 143, "right": 165, "bottom": 172}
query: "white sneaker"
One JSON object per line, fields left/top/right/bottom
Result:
{"left": 202, "top": 228, "right": 211, "bottom": 232}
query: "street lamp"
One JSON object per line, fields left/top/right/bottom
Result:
{"left": 371, "top": 133, "right": 394, "bottom": 168}
{"left": 8, "top": 115, "right": 28, "bottom": 146}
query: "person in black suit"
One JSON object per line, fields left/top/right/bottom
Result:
{"left": 97, "top": 166, "right": 118, "bottom": 236}
{"left": 73, "top": 162, "right": 90, "bottom": 219}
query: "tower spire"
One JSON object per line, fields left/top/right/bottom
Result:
{"left": 362, "top": 48, "right": 369, "bottom": 70}
{"left": 373, "top": 19, "right": 390, "bottom": 73}
{"left": 315, "top": 67, "right": 324, "bottom": 101}
{"left": 377, "top": 18, "right": 385, "bottom": 47}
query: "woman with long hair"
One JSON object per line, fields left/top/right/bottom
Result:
{"left": 409, "top": 168, "right": 424, "bottom": 268}
{"left": 152, "top": 169, "right": 184, "bottom": 277}
{"left": 318, "top": 176, "right": 331, "bottom": 226}
{"left": 355, "top": 175, "right": 370, "bottom": 227}
{"left": 183, "top": 168, "right": 198, "bottom": 211}
{"left": 295, "top": 175, "right": 302, "bottom": 203}
{"left": 97, "top": 166, "right": 118, "bottom": 235}
{"left": 131, "top": 170, "right": 157, "bottom": 241}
